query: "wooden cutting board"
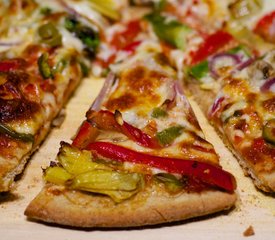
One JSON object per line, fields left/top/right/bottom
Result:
{"left": 0, "top": 77, "right": 274, "bottom": 240}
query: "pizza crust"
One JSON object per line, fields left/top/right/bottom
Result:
{"left": 25, "top": 184, "right": 236, "bottom": 228}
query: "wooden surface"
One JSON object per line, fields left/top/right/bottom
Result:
{"left": 0, "top": 77, "right": 274, "bottom": 240}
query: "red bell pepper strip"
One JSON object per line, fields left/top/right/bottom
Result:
{"left": 87, "top": 110, "right": 160, "bottom": 148}
{"left": 110, "top": 20, "right": 142, "bottom": 50}
{"left": 254, "top": 11, "right": 275, "bottom": 44}
{"left": 86, "top": 141, "right": 236, "bottom": 192}
{"left": 72, "top": 120, "right": 99, "bottom": 149}
{"left": 190, "top": 31, "right": 234, "bottom": 65}
{"left": 0, "top": 59, "right": 24, "bottom": 72}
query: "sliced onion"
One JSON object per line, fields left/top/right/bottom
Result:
{"left": 209, "top": 96, "right": 225, "bottom": 117}
{"left": 237, "top": 57, "right": 255, "bottom": 71}
{"left": 209, "top": 53, "right": 241, "bottom": 78}
{"left": 260, "top": 77, "right": 275, "bottom": 92}
{"left": 90, "top": 72, "right": 115, "bottom": 111}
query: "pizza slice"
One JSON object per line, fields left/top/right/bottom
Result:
{"left": 141, "top": 1, "right": 275, "bottom": 192}
{"left": 25, "top": 47, "right": 236, "bottom": 227}
{"left": 0, "top": 0, "right": 116, "bottom": 192}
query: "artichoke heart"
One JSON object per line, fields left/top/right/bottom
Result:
{"left": 58, "top": 142, "right": 111, "bottom": 175}
{"left": 71, "top": 170, "right": 143, "bottom": 202}
{"left": 71, "top": 170, "right": 142, "bottom": 191}
{"left": 44, "top": 166, "right": 72, "bottom": 185}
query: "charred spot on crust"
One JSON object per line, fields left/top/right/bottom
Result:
{"left": 0, "top": 72, "right": 40, "bottom": 122}
{"left": 0, "top": 98, "right": 40, "bottom": 122}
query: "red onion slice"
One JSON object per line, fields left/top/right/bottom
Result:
{"left": 90, "top": 72, "right": 115, "bottom": 111}
{"left": 209, "top": 53, "right": 241, "bottom": 78}
{"left": 260, "top": 77, "right": 275, "bottom": 92}
{"left": 237, "top": 58, "right": 255, "bottom": 71}
{"left": 209, "top": 96, "right": 225, "bottom": 118}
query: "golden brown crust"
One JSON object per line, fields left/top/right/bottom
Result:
{"left": 25, "top": 184, "right": 236, "bottom": 228}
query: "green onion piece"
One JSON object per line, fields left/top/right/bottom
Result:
{"left": 38, "top": 22, "right": 62, "bottom": 47}
{"left": 188, "top": 60, "right": 209, "bottom": 80}
{"left": 151, "top": 107, "right": 168, "bottom": 118}
{"left": 38, "top": 53, "right": 52, "bottom": 79}
{"left": 145, "top": 13, "right": 192, "bottom": 50}
{"left": 0, "top": 123, "right": 34, "bottom": 143}
{"left": 156, "top": 125, "right": 184, "bottom": 146}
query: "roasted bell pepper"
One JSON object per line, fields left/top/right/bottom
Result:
{"left": 190, "top": 30, "right": 234, "bottom": 65}
{"left": 0, "top": 59, "right": 24, "bottom": 72}
{"left": 0, "top": 123, "right": 34, "bottom": 143}
{"left": 110, "top": 20, "right": 141, "bottom": 50}
{"left": 86, "top": 142, "right": 236, "bottom": 192}
{"left": 87, "top": 110, "right": 161, "bottom": 148}
{"left": 254, "top": 10, "right": 275, "bottom": 44}
{"left": 145, "top": 13, "right": 192, "bottom": 50}
{"left": 72, "top": 120, "right": 99, "bottom": 149}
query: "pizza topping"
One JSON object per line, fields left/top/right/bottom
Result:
{"left": 44, "top": 143, "right": 143, "bottom": 203}
{"left": 151, "top": 107, "right": 168, "bottom": 118}
{"left": 189, "top": 31, "right": 234, "bottom": 65}
{"left": 208, "top": 53, "right": 241, "bottom": 78}
{"left": 65, "top": 16, "right": 99, "bottom": 57}
{"left": 263, "top": 119, "right": 275, "bottom": 145}
{"left": 86, "top": 141, "right": 236, "bottom": 192}
{"left": 91, "top": 72, "right": 116, "bottom": 111}
{"left": 0, "top": 59, "right": 25, "bottom": 72}
{"left": 38, "top": 22, "right": 62, "bottom": 47}
{"left": 254, "top": 10, "right": 275, "bottom": 44}
{"left": 57, "top": 142, "right": 110, "bottom": 175}
{"left": 0, "top": 123, "right": 34, "bottom": 143}
{"left": 260, "top": 77, "right": 275, "bottom": 93}
{"left": 145, "top": 13, "right": 192, "bottom": 50}
{"left": 156, "top": 125, "right": 184, "bottom": 146}
{"left": 38, "top": 53, "right": 53, "bottom": 79}
{"left": 44, "top": 166, "right": 72, "bottom": 185}
{"left": 72, "top": 121, "right": 99, "bottom": 149}
{"left": 86, "top": 110, "right": 160, "bottom": 149}
{"left": 229, "top": 0, "right": 262, "bottom": 19}
{"left": 88, "top": 0, "right": 120, "bottom": 21}
{"left": 154, "top": 173, "right": 183, "bottom": 193}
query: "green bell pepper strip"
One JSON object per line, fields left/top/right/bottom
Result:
{"left": 0, "top": 123, "right": 34, "bottom": 143}
{"left": 145, "top": 13, "right": 192, "bottom": 50}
